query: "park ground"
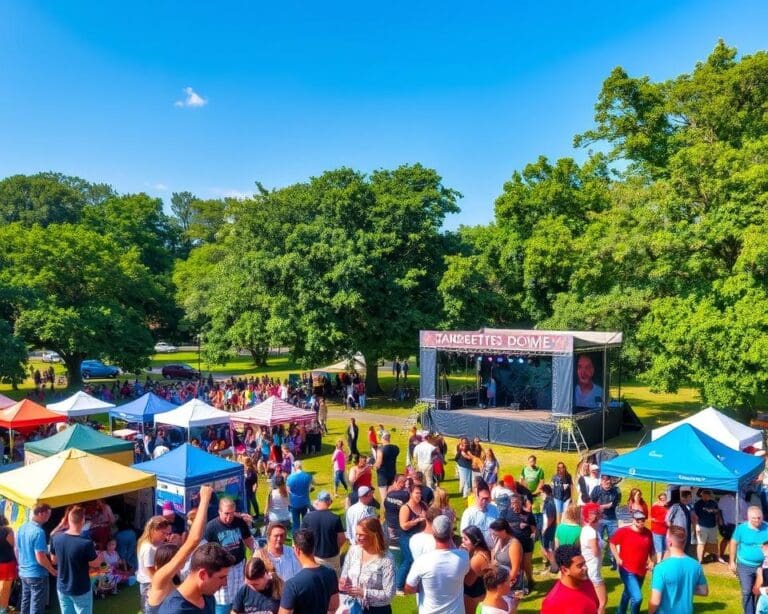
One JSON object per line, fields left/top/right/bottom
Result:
{"left": 1, "top": 352, "right": 746, "bottom": 613}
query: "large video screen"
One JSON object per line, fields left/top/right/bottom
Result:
{"left": 573, "top": 352, "right": 605, "bottom": 410}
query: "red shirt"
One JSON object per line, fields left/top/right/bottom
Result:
{"left": 650, "top": 503, "right": 668, "bottom": 535}
{"left": 610, "top": 526, "right": 654, "bottom": 576}
{"left": 541, "top": 580, "right": 598, "bottom": 614}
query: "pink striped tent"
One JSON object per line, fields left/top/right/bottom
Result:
{"left": 230, "top": 396, "right": 316, "bottom": 428}
{"left": 0, "top": 394, "right": 16, "bottom": 410}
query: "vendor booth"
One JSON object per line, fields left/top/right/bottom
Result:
{"left": 0, "top": 448, "right": 157, "bottom": 531}
{"left": 109, "top": 392, "right": 178, "bottom": 435}
{"left": 231, "top": 396, "right": 317, "bottom": 428}
{"left": 24, "top": 424, "right": 134, "bottom": 466}
{"left": 47, "top": 390, "right": 116, "bottom": 418}
{"left": 601, "top": 423, "right": 764, "bottom": 491}
{"left": 652, "top": 406, "right": 763, "bottom": 451}
{"left": 154, "top": 399, "right": 230, "bottom": 441}
{"left": 0, "top": 400, "right": 67, "bottom": 467}
{"left": 133, "top": 443, "right": 244, "bottom": 515}
{"left": 419, "top": 328, "right": 636, "bottom": 449}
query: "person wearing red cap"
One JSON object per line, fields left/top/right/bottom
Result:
{"left": 579, "top": 503, "right": 606, "bottom": 614}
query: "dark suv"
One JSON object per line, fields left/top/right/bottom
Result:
{"left": 161, "top": 363, "right": 200, "bottom": 380}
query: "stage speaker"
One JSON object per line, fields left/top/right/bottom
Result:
{"left": 450, "top": 394, "right": 463, "bottom": 410}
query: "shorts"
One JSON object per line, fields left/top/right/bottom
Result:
{"left": 377, "top": 472, "right": 394, "bottom": 488}
{"left": 0, "top": 561, "right": 17, "bottom": 581}
{"left": 541, "top": 527, "right": 556, "bottom": 551}
{"left": 585, "top": 557, "right": 603, "bottom": 584}
{"left": 696, "top": 525, "right": 719, "bottom": 545}
{"left": 652, "top": 533, "right": 667, "bottom": 555}
{"left": 518, "top": 537, "right": 534, "bottom": 554}
{"left": 720, "top": 523, "right": 735, "bottom": 540}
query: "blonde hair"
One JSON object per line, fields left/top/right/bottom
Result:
{"left": 357, "top": 517, "right": 386, "bottom": 555}
{"left": 563, "top": 504, "right": 581, "bottom": 525}
{"left": 431, "top": 487, "right": 450, "bottom": 510}
{"left": 137, "top": 515, "right": 170, "bottom": 554}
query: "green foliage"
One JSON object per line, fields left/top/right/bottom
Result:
{"left": 0, "top": 223, "right": 156, "bottom": 385}
{"left": 0, "top": 319, "right": 27, "bottom": 387}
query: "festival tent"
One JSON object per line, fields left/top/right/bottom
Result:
{"left": 47, "top": 391, "right": 116, "bottom": 417}
{"left": 154, "top": 399, "right": 230, "bottom": 433}
{"left": 316, "top": 353, "right": 367, "bottom": 373}
{"left": 0, "top": 394, "right": 15, "bottom": 410}
{"left": 600, "top": 423, "right": 764, "bottom": 491}
{"left": 24, "top": 424, "right": 134, "bottom": 466}
{"left": 230, "top": 396, "right": 316, "bottom": 428}
{"left": 108, "top": 393, "right": 178, "bottom": 433}
{"left": 651, "top": 406, "right": 763, "bottom": 451}
{"left": 0, "top": 448, "right": 156, "bottom": 508}
{"left": 0, "top": 400, "right": 67, "bottom": 463}
{"left": 133, "top": 443, "right": 244, "bottom": 514}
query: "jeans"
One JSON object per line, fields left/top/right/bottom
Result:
{"left": 290, "top": 505, "right": 309, "bottom": 534}
{"left": 652, "top": 533, "right": 667, "bottom": 557}
{"left": 21, "top": 576, "right": 48, "bottom": 614}
{"left": 457, "top": 466, "right": 473, "bottom": 497}
{"left": 57, "top": 590, "right": 93, "bottom": 614}
{"left": 599, "top": 519, "right": 618, "bottom": 566}
{"left": 737, "top": 562, "right": 759, "bottom": 614}
{"left": 617, "top": 567, "right": 644, "bottom": 614}
{"left": 553, "top": 498, "right": 570, "bottom": 515}
{"left": 334, "top": 470, "right": 348, "bottom": 491}
{"left": 396, "top": 534, "right": 414, "bottom": 590}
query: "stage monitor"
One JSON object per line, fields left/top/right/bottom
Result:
{"left": 573, "top": 352, "right": 605, "bottom": 410}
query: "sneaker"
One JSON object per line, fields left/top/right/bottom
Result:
{"left": 718, "top": 556, "right": 727, "bottom": 564}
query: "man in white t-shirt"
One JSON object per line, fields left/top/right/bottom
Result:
{"left": 405, "top": 515, "right": 469, "bottom": 614}
{"left": 410, "top": 508, "right": 438, "bottom": 561}
{"left": 412, "top": 437, "right": 437, "bottom": 487}
{"left": 345, "top": 487, "right": 376, "bottom": 544}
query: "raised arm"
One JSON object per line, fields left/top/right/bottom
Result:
{"left": 148, "top": 485, "right": 213, "bottom": 603}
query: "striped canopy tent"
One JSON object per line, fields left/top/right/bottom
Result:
{"left": 230, "top": 396, "right": 316, "bottom": 428}
{"left": 48, "top": 391, "right": 116, "bottom": 418}
{"left": 0, "top": 394, "right": 15, "bottom": 410}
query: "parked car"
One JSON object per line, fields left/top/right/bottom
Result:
{"left": 80, "top": 359, "right": 120, "bottom": 379}
{"left": 154, "top": 341, "right": 178, "bottom": 353}
{"left": 161, "top": 363, "right": 200, "bottom": 380}
{"left": 42, "top": 351, "right": 61, "bottom": 363}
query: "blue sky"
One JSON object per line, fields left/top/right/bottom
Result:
{"left": 1, "top": 2, "right": 767, "bottom": 229}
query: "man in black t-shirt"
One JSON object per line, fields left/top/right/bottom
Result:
{"left": 204, "top": 498, "right": 255, "bottom": 614}
{"left": 50, "top": 505, "right": 101, "bottom": 614}
{"left": 301, "top": 491, "right": 345, "bottom": 575}
{"left": 375, "top": 432, "right": 400, "bottom": 503}
{"left": 279, "top": 530, "right": 338, "bottom": 614}
{"left": 159, "top": 543, "right": 234, "bottom": 614}
{"left": 503, "top": 494, "right": 537, "bottom": 588}
{"left": 383, "top": 474, "right": 410, "bottom": 544}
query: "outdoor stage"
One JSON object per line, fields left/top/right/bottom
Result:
{"left": 422, "top": 404, "right": 624, "bottom": 450}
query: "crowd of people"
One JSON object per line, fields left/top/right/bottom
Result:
{"left": 4, "top": 410, "right": 766, "bottom": 614}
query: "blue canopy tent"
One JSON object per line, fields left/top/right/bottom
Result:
{"left": 600, "top": 423, "right": 764, "bottom": 491}
{"left": 133, "top": 443, "right": 244, "bottom": 515}
{"left": 109, "top": 393, "right": 178, "bottom": 435}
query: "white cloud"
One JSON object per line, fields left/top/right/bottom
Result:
{"left": 174, "top": 86, "right": 207, "bottom": 108}
{"left": 209, "top": 187, "right": 254, "bottom": 200}
{"left": 152, "top": 183, "right": 169, "bottom": 191}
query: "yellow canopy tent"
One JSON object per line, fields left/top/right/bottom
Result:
{"left": 0, "top": 448, "right": 156, "bottom": 508}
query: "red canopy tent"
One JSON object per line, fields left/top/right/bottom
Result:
{"left": 0, "top": 400, "right": 67, "bottom": 463}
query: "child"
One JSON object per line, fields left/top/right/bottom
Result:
{"left": 101, "top": 538, "right": 131, "bottom": 586}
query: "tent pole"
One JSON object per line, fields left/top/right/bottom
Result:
{"left": 602, "top": 346, "right": 608, "bottom": 447}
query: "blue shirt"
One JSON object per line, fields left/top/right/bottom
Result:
{"left": 17, "top": 520, "right": 48, "bottom": 578}
{"left": 650, "top": 555, "right": 707, "bottom": 614}
{"left": 286, "top": 470, "right": 313, "bottom": 508}
{"left": 734, "top": 521, "right": 768, "bottom": 567}
{"left": 574, "top": 383, "right": 603, "bottom": 408}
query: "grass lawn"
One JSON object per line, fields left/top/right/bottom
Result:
{"left": 2, "top": 355, "right": 745, "bottom": 613}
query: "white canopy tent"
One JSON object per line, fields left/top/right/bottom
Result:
{"left": 316, "top": 352, "right": 367, "bottom": 373}
{"left": 47, "top": 391, "right": 116, "bottom": 417}
{"left": 652, "top": 406, "right": 763, "bottom": 451}
{"left": 154, "top": 399, "right": 230, "bottom": 430}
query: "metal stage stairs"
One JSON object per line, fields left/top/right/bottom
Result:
{"left": 556, "top": 417, "right": 588, "bottom": 453}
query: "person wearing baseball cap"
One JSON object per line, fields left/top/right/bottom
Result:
{"left": 301, "top": 491, "right": 344, "bottom": 574}
{"left": 609, "top": 510, "right": 655, "bottom": 614}
{"left": 161, "top": 500, "right": 186, "bottom": 543}
{"left": 345, "top": 487, "right": 376, "bottom": 545}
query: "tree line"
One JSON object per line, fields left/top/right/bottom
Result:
{"left": 1, "top": 41, "right": 766, "bottom": 409}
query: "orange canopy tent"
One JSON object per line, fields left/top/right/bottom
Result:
{"left": 0, "top": 400, "right": 67, "bottom": 462}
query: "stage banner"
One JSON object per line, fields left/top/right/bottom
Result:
{"left": 552, "top": 354, "right": 574, "bottom": 415}
{"left": 419, "top": 348, "right": 438, "bottom": 401}
{"left": 420, "top": 329, "right": 573, "bottom": 354}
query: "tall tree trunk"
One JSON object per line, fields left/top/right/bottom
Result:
{"left": 64, "top": 356, "right": 83, "bottom": 388}
{"left": 364, "top": 352, "right": 381, "bottom": 393}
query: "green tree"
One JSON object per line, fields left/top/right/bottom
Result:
{"left": 0, "top": 223, "right": 157, "bottom": 386}
{"left": 0, "top": 319, "right": 27, "bottom": 389}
